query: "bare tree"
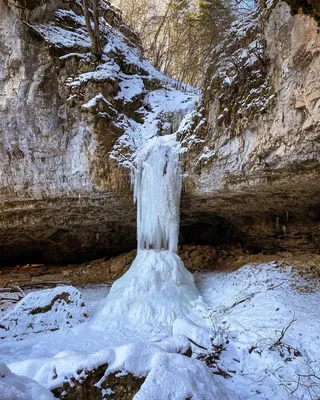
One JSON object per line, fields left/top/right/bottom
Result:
{"left": 113, "top": 0, "right": 235, "bottom": 86}
{"left": 83, "top": 0, "right": 102, "bottom": 59}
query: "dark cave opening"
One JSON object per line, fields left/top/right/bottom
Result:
{"left": 0, "top": 208, "right": 318, "bottom": 266}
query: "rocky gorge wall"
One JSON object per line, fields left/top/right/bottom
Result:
{"left": 0, "top": 0, "right": 319, "bottom": 264}
{"left": 182, "top": 0, "right": 320, "bottom": 254}
{"left": 0, "top": 0, "right": 202, "bottom": 264}
{"left": 0, "top": 0, "right": 147, "bottom": 263}
{"left": 0, "top": 0, "right": 152, "bottom": 261}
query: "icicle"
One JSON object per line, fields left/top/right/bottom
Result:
{"left": 133, "top": 137, "right": 181, "bottom": 253}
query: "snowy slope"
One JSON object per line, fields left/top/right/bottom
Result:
{"left": 197, "top": 263, "right": 320, "bottom": 399}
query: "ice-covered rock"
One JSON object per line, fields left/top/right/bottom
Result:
{"left": 0, "top": 286, "right": 88, "bottom": 340}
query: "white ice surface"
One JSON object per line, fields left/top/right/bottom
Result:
{"left": 133, "top": 136, "right": 182, "bottom": 253}
{"left": 92, "top": 250, "right": 203, "bottom": 331}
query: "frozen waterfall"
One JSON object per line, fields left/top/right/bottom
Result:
{"left": 92, "top": 134, "right": 202, "bottom": 331}
{"left": 133, "top": 136, "right": 181, "bottom": 253}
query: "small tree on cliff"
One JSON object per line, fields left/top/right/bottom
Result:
{"left": 83, "top": 0, "right": 102, "bottom": 59}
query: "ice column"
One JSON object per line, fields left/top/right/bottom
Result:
{"left": 133, "top": 140, "right": 181, "bottom": 253}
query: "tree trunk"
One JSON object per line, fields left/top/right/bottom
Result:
{"left": 83, "top": 0, "right": 102, "bottom": 59}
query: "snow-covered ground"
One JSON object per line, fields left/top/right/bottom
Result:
{"left": 196, "top": 263, "right": 320, "bottom": 399}
{"left": 0, "top": 261, "right": 319, "bottom": 399}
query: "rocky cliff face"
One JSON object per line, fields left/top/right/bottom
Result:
{"left": 0, "top": 0, "right": 196, "bottom": 263}
{"left": 0, "top": 0, "right": 319, "bottom": 264}
{"left": 182, "top": 0, "right": 320, "bottom": 254}
{"left": 0, "top": 0, "right": 136, "bottom": 262}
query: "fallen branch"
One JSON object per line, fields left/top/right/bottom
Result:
{"left": 19, "top": 264, "right": 44, "bottom": 270}
{"left": 269, "top": 314, "right": 296, "bottom": 351}
{"left": 18, "top": 281, "right": 71, "bottom": 289}
{"left": 0, "top": 297, "right": 20, "bottom": 303}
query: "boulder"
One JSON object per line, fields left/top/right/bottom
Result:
{"left": 0, "top": 286, "right": 88, "bottom": 339}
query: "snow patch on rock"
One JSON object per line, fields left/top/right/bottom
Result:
{"left": 0, "top": 286, "right": 88, "bottom": 340}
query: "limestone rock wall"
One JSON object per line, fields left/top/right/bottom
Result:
{"left": 0, "top": 0, "right": 136, "bottom": 263}
{"left": 1, "top": 0, "right": 319, "bottom": 263}
{"left": 0, "top": 0, "right": 197, "bottom": 264}
{"left": 182, "top": 1, "right": 320, "bottom": 253}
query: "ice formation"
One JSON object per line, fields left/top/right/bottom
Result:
{"left": 93, "top": 134, "right": 202, "bottom": 330}
{"left": 133, "top": 135, "right": 181, "bottom": 253}
{"left": 92, "top": 249, "right": 201, "bottom": 329}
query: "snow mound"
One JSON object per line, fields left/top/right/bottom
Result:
{"left": 155, "top": 334, "right": 191, "bottom": 355}
{"left": 8, "top": 341, "right": 167, "bottom": 389}
{"left": 9, "top": 349, "right": 112, "bottom": 390}
{"left": 9, "top": 341, "right": 168, "bottom": 390}
{"left": 92, "top": 250, "right": 202, "bottom": 331}
{"left": 9, "top": 350, "right": 109, "bottom": 390}
{"left": 9, "top": 339, "right": 238, "bottom": 399}
{"left": 0, "top": 286, "right": 88, "bottom": 340}
{"left": 173, "top": 317, "right": 213, "bottom": 350}
{"left": 134, "top": 353, "right": 237, "bottom": 400}
{"left": 0, "top": 361, "right": 55, "bottom": 400}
